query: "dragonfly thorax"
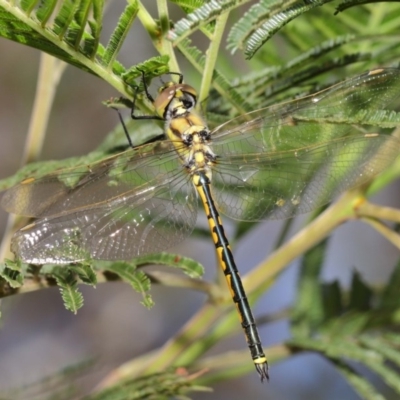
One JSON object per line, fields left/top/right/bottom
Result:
{"left": 168, "top": 116, "right": 216, "bottom": 174}
{"left": 154, "top": 81, "right": 217, "bottom": 173}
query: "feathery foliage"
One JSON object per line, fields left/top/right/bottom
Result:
{"left": 1, "top": 0, "right": 400, "bottom": 398}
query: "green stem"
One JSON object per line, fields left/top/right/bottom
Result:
{"left": 356, "top": 201, "right": 400, "bottom": 223}
{"left": 98, "top": 302, "right": 222, "bottom": 385}
{"left": 136, "top": 1, "right": 159, "bottom": 42}
{"left": 156, "top": 0, "right": 179, "bottom": 72}
{"left": 361, "top": 217, "right": 400, "bottom": 250}
{"left": 243, "top": 189, "right": 361, "bottom": 293}
{"left": 194, "top": 343, "right": 291, "bottom": 384}
{"left": 177, "top": 41, "right": 250, "bottom": 115}
{"left": 0, "top": 53, "right": 66, "bottom": 263}
{"left": 143, "top": 302, "right": 221, "bottom": 373}
{"left": 23, "top": 56, "right": 66, "bottom": 164}
{"left": 198, "top": 11, "right": 229, "bottom": 106}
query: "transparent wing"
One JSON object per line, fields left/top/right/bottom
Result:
{"left": 2, "top": 141, "right": 178, "bottom": 217}
{"left": 212, "top": 134, "right": 399, "bottom": 220}
{"left": 211, "top": 68, "right": 400, "bottom": 151}
{"left": 210, "top": 68, "right": 400, "bottom": 220}
{"left": 3, "top": 141, "right": 198, "bottom": 263}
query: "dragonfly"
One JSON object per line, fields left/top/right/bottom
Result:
{"left": 2, "top": 68, "right": 400, "bottom": 382}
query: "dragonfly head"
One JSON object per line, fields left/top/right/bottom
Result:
{"left": 154, "top": 82, "right": 198, "bottom": 120}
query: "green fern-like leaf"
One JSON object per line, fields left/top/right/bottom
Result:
{"left": 69, "top": 264, "right": 97, "bottom": 286}
{"left": 103, "top": 261, "right": 154, "bottom": 308}
{"left": 291, "top": 240, "right": 400, "bottom": 398}
{"left": 291, "top": 240, "right": 327, "bottom": 337}
{"left": 379, "top": 258, "right": 400, "bottom": 309}
{"left": 0, "top": 366, "right": 208, "bottom": 400}
{"left": 289, "top": 335, "right": 400, "bottom": 398}
{"left": 335, "top": 0, "right": 385, "bottom": 14}
{"left": 227, "top": 0, "right": 336, "bottom": 59}
{"left": 101, "top": 1, "right": 138, "bottom": 68}
{"left": 121, "top": 55, "right": 171, "bottom": 86}
{"left": 0, "top": 0, "right": 132, "bottom": 95}
{"left": 332, "top": 360, "right": 386, "bottom": 400}
{"left": 35, "top": 0, "right": 58, "bottom": 25}
{"left": 0, "top": 259, "right": 24, "bottom": 288}
{"left": 19, "top": 0, "right": 37, "bottom": 14}
{"left": 169, "top": 0, "right": 207, "bottom": 12}
{"left": 0, "top": 359, "right": 95, "bottom": 400}
{"left": 53, "top": 268, "right": 84, "bottom": 313}
{"left": 53, "top": 0, "right": 79, "bottom": 37}
{"left": 83, "top": 369, "right": 209, "bottom": 400}
{"left": 134, "top": 252, "right": 204, "bottom": 279}
{"left": 169, "top": 0, "right": 248, "bottom": 44}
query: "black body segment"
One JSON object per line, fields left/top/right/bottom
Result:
{"left": 193, "top": 171, "right": 269, "bottom": 381}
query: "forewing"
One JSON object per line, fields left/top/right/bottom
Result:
{"left": 212, "top": 134, "right": 399, "bottom": 220}
{"left": 211, "top": 68, "right": 400, "bottom": 151}
{"left": 2, "top": 141, "right": 177, "bottom": 218}
{"left": 5, "top": 141, "right": 198, "bottom": 263}
{"left": 210, "top": 68, "right": 400, "bottom": 221}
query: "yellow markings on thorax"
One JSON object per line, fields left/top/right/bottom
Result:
{"left": 167, "top": 112, "right": 206, "bottom": 139}
{"left": 183, "top": 111, "right": 206, "bottom": 127}
{"left": 166, "top": 109, "right": 214, "bottom": 173}
{"left": 194, "top": 151, "right": 205, "bottom": 165}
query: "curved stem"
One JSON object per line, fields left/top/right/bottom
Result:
{"left": 361, "top": 217, "right": 400, "bottom": 250}
{"left": 0, "top": 53, "right": 65, "bottom": 262}
{"left": 156, "top": 0, "right": 179, "bottom": 72}
{"left": 243, "top": 189, "right": 361, "bottom": 293}
{"left": 98, "top": 301, "right": 222, "bottom": 387}
{"left": 136, "top": 1, "right": 159, "bottom": 41}
{"left": 356, "top": 201, "right": 400, "bottom": 223}
{"left": 23, "top": 57, "right": 66, "bottom": 164}
{"left": 193, "top": 343, "right": 291, "bottom": 384}
{"left": 198, "top": 11, "right": 229, "bottom": 106}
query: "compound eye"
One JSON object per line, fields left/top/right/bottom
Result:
{"left": 182, "top": 98, "right": 194, "bottom": 109}
{"left": 181, "top": 92, "right": 196, "bottom": 110}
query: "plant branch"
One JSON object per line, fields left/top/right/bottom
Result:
{"left": 156, "top": 0, "right": 179, "bottom": 72}
{"left": 0, "top": 1, "right": 127, "bottom": 94}
{"left": 361, "top": 217, "right": 400, "bottom": 250}
{"left": 198, "top": 11, "right": 229, "bottom": 106}
{"left": 0, "top": 53, "right": 66, "bottom": 264}
{"left": 355, "top": 201, "right": 400, "bottom": 223}
{"left": 192, "top": 343, "right": 291, "bottom": 384}
{"left": 136, "top": 1, "right": 159, "bottom": 41}
{"left": 243, "top": 190, "right": 362, "bottom": 294}
{"left": 97, "top": 302, "right": 222, "bottom": 387}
